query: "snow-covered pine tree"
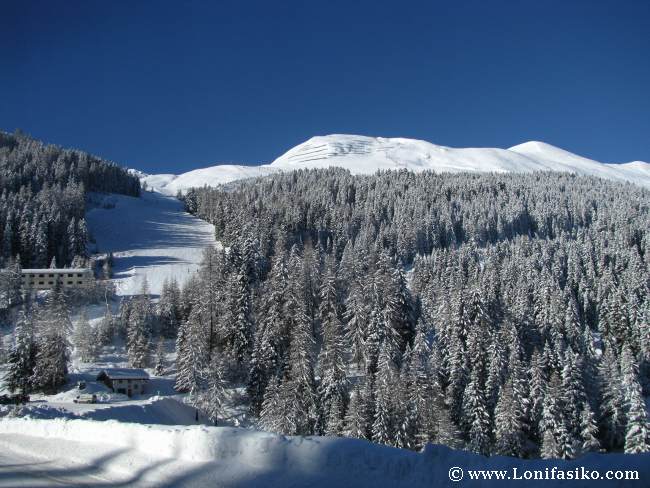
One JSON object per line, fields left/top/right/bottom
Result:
{"left": 579, "top": 403, "right": 601, "bottom": 455}
{"left": 494, "top": 378, "right": 527, "bottom": 458}
{"left": 96, "top": 305, "right": 115, "bottom": 346}
{"left": 32, "top": 291, "right": 72, "bottom": 394}
{"left": 342, "top": 380, "right": 369, "bottom": 440}
{"left": 72, "top": 308, "right": 98, "bottom": 363}
{"left": 0, "top": 257, "right": 22, "bottom": 308}
{"left": 371, "top": 342, "right": 395, "bottom": 446}
{"left": 316, "top": 255, "right": 349, "bottom": 436}
{"left": 117, "top": 296, "right": 131, "bottom": 340}
{"left": 621, "top": 345, "right": 650, "bottom": 453}
{"left": 174, "top": 316, "right": 205, "bottom": 395}
{"left": 100, "top": 259, "right": 112, "bottom": 280}
{"left": 462, "top": 361, "right": 491, "bottom": 457}
{"left": 260, "top": 303, "right": 318, "bottom": 436}
{"left": 599, "top": 344, "right": 626, "bottom": 450}
{"left": 126, "top": 279, "right": 154, "bottom": 368}
{"left": 197, "top": 246, "right": 223, "bottom": 362}
{"left": 197, "top": 356, "right": 229, "bottom": 424}
{"left": 539, "top": 372, "right": 568, "bottom": 459}
{"left": 224, "top": 263, "right": 254, "bottom": 366}
{"left": 158, "top": 277, "right": 180, "bottom": 338}
{"left": 4, "top": 309, "right": 37, "bottom": 395}
{"left": 154, "top": 335, "right": 166, "bottom": 377}
{"left": 0, "top": 334, "right": 6, "bottom": 365}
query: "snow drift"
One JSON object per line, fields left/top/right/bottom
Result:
{"left": 1, "top": 417, "right": 649, "bottom": 487}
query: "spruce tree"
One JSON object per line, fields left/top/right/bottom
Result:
{"left": 154, "top": 335, "right": 166, "bottom": 377}
{"left": 32, "top": 291, "right": 72, "bottom": 394}
{"left": 4, "top": 309, "right": 37, "bottom": 395}
{"left": 73, "top": 308, "right": 98, "bottom": 363}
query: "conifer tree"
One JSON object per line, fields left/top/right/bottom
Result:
{"left": 260, "top": 308, "right": 318, "bottom": 436}
{"left": 621, "top": 345, "right": 650, "bottom": 453}
{"left": 32, "top": 292, "right": 72, "bottom": 394}
{"left": 154, "top": 335, "right": 166, "bottom": 377}
{"left": 494, "top": 378, "right": 526, "bottom": 458}
{"left": 342, "top": 381, "right": 369, "bottom": 440}
{"left": 4, "top": 309, "right": 37, "bottom": 395}
{"left": 73, "top": 308, "right": 98, "bottom": 363}
{"left": 580, "top": 403, "right": 600, "bottom": 455}
{"left": 96, "top": 305, "right": 115, "bottom": 346}
{"left": 174, "top": 317, "right": 205, "bottom": 395}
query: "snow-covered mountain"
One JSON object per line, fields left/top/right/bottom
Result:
{"left": 141, "top": 135, "right": 650, "bottom": 195}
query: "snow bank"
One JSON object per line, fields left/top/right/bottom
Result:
{"left": 12, "top": 398, "right": 207, "bottom": 426}
{"left": 2, "top": 417, "right": 650, "bottom": 487}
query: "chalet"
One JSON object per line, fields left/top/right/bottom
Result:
{"left": 20, "top": 268, "right": 94, "bottom": 290}
{"left": 96, "top": 369, "right": 150, "bottom": 397}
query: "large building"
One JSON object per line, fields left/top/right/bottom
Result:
{"left": 20, "top": 269, "right": 94, "bottom": 290}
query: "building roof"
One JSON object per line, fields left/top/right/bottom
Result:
{"left": 21, "top": 268, "right": 93, "bottom": 274}
{"left": 96, "top": 369, "right": 150, "bottom": 381}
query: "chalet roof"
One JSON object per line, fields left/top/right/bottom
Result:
{"left": 96, "top": 369, "right": 150, "bottom": 381}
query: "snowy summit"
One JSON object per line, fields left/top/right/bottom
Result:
{"left": 140, "top": 135, "right": 650, "bottom": 195}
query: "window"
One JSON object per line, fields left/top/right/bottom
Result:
{"left": 38, "top": 281, "right": 44, "bottom": 285}
{"left": 67, "top": 281, "right": 73, "bottom": 285}
{"left": 77, "top": 273, "right": 83, "bottom": 277}
{"left": 48, "top": 281, "right": 53, "bottom": 285}
{"left": 39, "top": 274, "right": 44, "bottom": 277}
{"left": 128, "top": 380, "right": 132, "bottom": 384}
{"left": 68, "top": 274, "right": 74, "bottom": 278}
{"left": 118, "top": 379, "right": 123, "bottom": 384}
{"left": 30, "top": 274, "right": 35, "bottom": 278}
{"left": 49, "top": 274, "right": 54, "bottom": 277}
{"left": 77, "top": 281, "right": 83, "bottom": 285}
{"left": 134, "top": 384, "right": 139, "bottom": 389}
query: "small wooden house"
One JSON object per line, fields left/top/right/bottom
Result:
{"left": 96, "top": 369, "right": 150, "bottom": 397}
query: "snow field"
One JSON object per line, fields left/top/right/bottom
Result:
{"left": 2, "top": 416, "right": 650, "bottom": 487}
{"left": 85, "top": 190, "right": 217, "bottom": 296}
{"left": 140, "top": 135, "right": 650, "bottom": 196}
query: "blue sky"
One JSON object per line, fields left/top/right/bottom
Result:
{"left": 1, "top": 0, "right": 648, "bottom": 175}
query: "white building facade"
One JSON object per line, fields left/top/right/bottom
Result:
{"left": 20, "top": 268, "right": 94, "bottom": 290}
{"left": 96, "top": 369, "right": 150, "bottom": 397}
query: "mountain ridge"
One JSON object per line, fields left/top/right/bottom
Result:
{"left": 139, "top": 135, "right": 650, "bottom": 194}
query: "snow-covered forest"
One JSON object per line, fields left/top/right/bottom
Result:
{"left": 0, "top": 129, "right": 141, "bottom": 270}
{"left": 2, "top": 143, "right": 650, "bottom": 465}
{"left": 171, "top": 167, "right": 650, "bottom": 459}
{"left": 0, "top": 129, "right": 140, "bottom": 398}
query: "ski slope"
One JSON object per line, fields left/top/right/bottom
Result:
{"left": 85, "top": 190, "right": 217, "bottom": 296}
{"left": 140, "top": 135, "right": 650, "bottom": 195}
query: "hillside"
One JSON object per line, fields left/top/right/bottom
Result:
{"left": 140, "top": 135, "right": 650, "bottom": 195}
{"left": 85, "top": 190, "right": 217, "bottom": 296}
{"left": 2, "top": 139, "right": 650, "bottom": 486}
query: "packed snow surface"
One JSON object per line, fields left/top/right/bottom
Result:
{"left": 85, "top": 190, "right": 217, "bottom": 296}
{"left": 140, "top": 135, "right": 650, "bottom": 195}
{"left": 1, "top": 416, "right": 649, "bottom": 487}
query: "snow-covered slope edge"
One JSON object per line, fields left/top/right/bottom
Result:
{"left": 2, "top": 417, "right": 649, "bottom": 487}
{"left": 142, "top": 135, "right": 650, "bottom": 195}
